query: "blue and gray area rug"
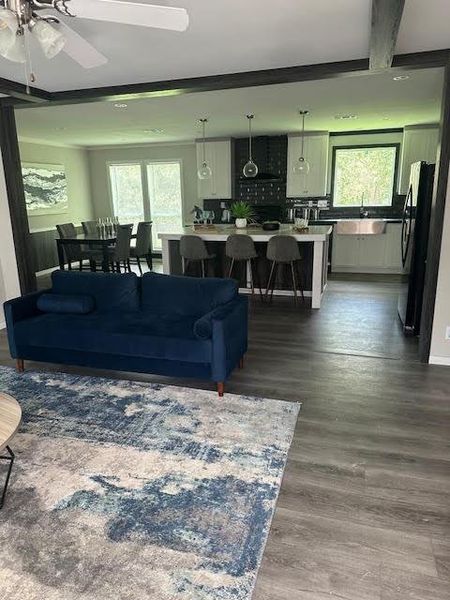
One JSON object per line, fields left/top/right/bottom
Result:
{"left": 0, "top": 366, "right": 299, "bottom": 600}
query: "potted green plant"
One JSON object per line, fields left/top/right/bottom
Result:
{"left": 230, "top": 201, "right": 254, "bottom": 229}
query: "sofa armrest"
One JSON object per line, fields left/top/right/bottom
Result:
{"left": 3, "top": 289, "right": 48, "bottom": 358}
{"left": 209, "top": 295, "right": 248, "bottom": 382}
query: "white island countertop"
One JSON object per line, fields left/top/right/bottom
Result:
{"left": 158, "top": 224, "right": 332, "bottom": 242}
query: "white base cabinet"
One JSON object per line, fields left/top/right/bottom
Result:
{"left": 332, "top": 223, "right": 403, "bottom": 274}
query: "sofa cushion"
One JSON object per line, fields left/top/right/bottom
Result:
{"left": 37, "top": 293, "right": 95, "bottom": 315}
{"left": 141, "top": 272, "right": 238, "bottom": 317}
{"left": 51, "top": 271, "right": 139, "bottom": 313}
{"left": 14, "top": 312, "right": 211, "bottom": 363}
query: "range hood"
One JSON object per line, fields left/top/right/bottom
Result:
{"left": 239, "top": 171, "right": 282, "bottom": 182}
{"left": 237, "top": 135, "right": 285, "bottom": 183}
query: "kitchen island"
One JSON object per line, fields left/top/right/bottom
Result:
{"left": 158, "top": 224, "right": 332, "bottom": 308}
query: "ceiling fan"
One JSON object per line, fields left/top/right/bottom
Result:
{"left": 0, "top": 0, "right": 189, "bottom": 69}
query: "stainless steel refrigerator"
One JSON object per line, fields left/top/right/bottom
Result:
{"left": 398, "top": 161, "right": 435, "bottom": 335}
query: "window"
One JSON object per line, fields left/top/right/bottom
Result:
{"left": 109, "top": 163, "right": 144, "bottom": 224}
{"left": 108, "top": 160, "right": 183, "bottom": 252}
{"left": 146, "top": 161, "right": 183, "bottom": 251}
{"left": 332, "top": 145, "right": 398, "bottom": 207}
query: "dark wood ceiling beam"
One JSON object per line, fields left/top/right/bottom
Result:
{"left": 370, "top": 0, "right": 406, "bottom": 71}
{"left": 2, "top": 48, "right": 449, "bottom": 109}
{"left": 0, "top": 77, "right": 52, "bottom": 103}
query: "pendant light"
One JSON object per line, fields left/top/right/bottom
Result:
{"left": 293, "top": 110, "right": 310, "bottom": 175}
{"left": 243, "top": 114, "right": 258, "bottom": 178}
{"left": 197, "top": 118, "right": 212, "bottom": 180}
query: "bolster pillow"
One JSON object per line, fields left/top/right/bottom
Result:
{"left": 37, "top": 293, "right": 95, "bottom": 315}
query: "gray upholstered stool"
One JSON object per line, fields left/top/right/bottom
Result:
{"left": 266, "top": 235, "right": 305, "bottom": 305}
{"left": 180, "top": 235, "right": 215, "bottom": 277}
{"left": 226, "top": 234, "right": 263, "bottom": 300}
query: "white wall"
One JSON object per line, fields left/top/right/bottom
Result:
{"left": 0, "top": 149, "right": 21, "bottom": 328}
{"left": 19, "top": 141, "right": 94, "bottom": 232}
{"left": 429, "top": 164, "right": 450, "bottom": 365}
{"left": 87, "top": 142, "right": 198, "bottom": 224}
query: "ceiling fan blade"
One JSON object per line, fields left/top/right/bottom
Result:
{"left": 57, "top": 20, "right": 108, "bottom": 68}
{"left": 66, "top": 0, "right": 189, "bottom": 32}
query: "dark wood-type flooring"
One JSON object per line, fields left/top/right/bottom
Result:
{"left": 1, "top": 273, "right": 449, "bottom": 599}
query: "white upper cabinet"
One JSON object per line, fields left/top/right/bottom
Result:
{"left": 196, "top": 139, "right": 232, "bottom": 199}
{"left": 287, "top": 132, "right": 329, "bottom": 198}
{"left": 398, "top": 126, "right": 439, "bottom": 194}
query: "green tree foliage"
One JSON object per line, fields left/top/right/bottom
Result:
{"left": 333, "top": 146, "right": 397, "bottom": 207}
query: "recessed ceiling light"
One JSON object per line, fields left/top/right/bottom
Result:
{"left": 335, "top": 114, "right": 358, "bottom": 120}
{"left": 393, "top": 75, "right": 410, "bottom": 81}
{"left": 114, "top": 103, "right": 128, "bottom": 108}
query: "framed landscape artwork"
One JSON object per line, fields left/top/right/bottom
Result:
{"left": 22, "top": 163, "right": 69, "bottom": 216}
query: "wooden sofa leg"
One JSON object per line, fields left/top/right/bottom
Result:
{"left": 239, "top": 357, "right": 244, "bottom": 369}
{"left": 16, "top": 359, "right": 24, "bottom": 373}
{"left": 217, "top": 382, "right": 224, "bottom": 397}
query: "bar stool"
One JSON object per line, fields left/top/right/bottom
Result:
{"left": 180, "top": 235, "right": 215, "bottom": 277}
{"left": 226, "top": 234, "right": 263, "bottom": 300}
{"left": 266, "top": 235, "right": 305, "bottom": 305}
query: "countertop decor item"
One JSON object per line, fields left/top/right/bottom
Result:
{"left": 230, "top": 201, "right": 254, "bottom": 229}
{"left": 0, "top": 365, "right": 299, "bottom": 600}
{"left": 242, "top": 114, "right": 258, "bottom": 178}
{"left": 262, "top": 221, "right": 280, "bottom": 231}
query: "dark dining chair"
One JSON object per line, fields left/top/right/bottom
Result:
{"left": 81, "top": 221, "right": 98, "bottom": 235}
{"left": 108, "top": 225, "right": 133, "bottom": 273}
{"left": 130, "top": 221, "right": 153, "bottom": 275}
{"left": 56, "top": 223, "right": 97, "bottom": 271}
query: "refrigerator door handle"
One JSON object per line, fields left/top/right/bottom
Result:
{"left": 401, "top": 184, "right": 413, "bottom": 268}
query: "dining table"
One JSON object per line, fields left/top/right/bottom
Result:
{"left": 56, "top": 231, "right": 138, "bottom": 273}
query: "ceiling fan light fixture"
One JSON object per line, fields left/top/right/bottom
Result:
{"left": 31, "top": 19, "right": 65, "bottom": 59}
{"left": 2, "top": 33, "right": 26, "bottom": 64}
{"left": 0, "top": 8, "right": 17, "bottom": 55}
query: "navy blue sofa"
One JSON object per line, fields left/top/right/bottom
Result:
{"left": 3, "top": 271, "right": 248, "bottom": 396}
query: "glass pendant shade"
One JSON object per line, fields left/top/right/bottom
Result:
{"left": 198, "top": 161, "right": 212, "bottom": 180}
{"left": 294, "top": 156, "right": 310, "bottom": 175}
{"left": 3, "top": 34, "right": 25, "bottom": 64}
{"left": 32, "top": 20, "right": 65, "bottom": 59}
{"left": 294, "top": 110, "right": 311, "bottom": 175}
{"left": 243, "top": 114, "right": 258, "bottom": 178}
{"left": 243, "top": 160, "right": 258, "bottom": 178}
{"left": 197, "top": 118, "right": 212, "bottom": 180}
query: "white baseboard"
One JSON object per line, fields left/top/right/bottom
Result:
{"left": 332, "top": 266, "right": 404, "bottom": 274}
{"left": 239, "top": 287, "right": 313, "bottom": 297}
{"left": 429, "top": 355, "right": 450, "bottom": 366}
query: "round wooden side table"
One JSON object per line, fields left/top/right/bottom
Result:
{"left": 0, "top": 392, "right": 22, "bottom": 509}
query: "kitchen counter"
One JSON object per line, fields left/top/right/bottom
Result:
{"left": 159, "top": 224, "right": 332, "bottom": 308}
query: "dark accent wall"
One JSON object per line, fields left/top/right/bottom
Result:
{"left": 234, "top": 135, "right": 288, "bottom": 205}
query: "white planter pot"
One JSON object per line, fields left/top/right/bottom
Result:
{"left": 235, "top": 218, "right": 247, "bottom": 229}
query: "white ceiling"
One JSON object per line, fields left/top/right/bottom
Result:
{"left": 0, "top": 0, "right": 449, "bottom": 92}
{"left": 15, "top": 67, "right": 443, "bottom": 147}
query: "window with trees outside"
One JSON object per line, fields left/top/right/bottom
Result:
{"left": 109, "top": 161, "right": 183, "bottom": 251}
{"left": 332, "top": 145, "right": 398, "bottom": 207}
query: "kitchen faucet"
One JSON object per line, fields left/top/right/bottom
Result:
{"left": 359, "top": 195, "right": 369, "bottom": 218}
